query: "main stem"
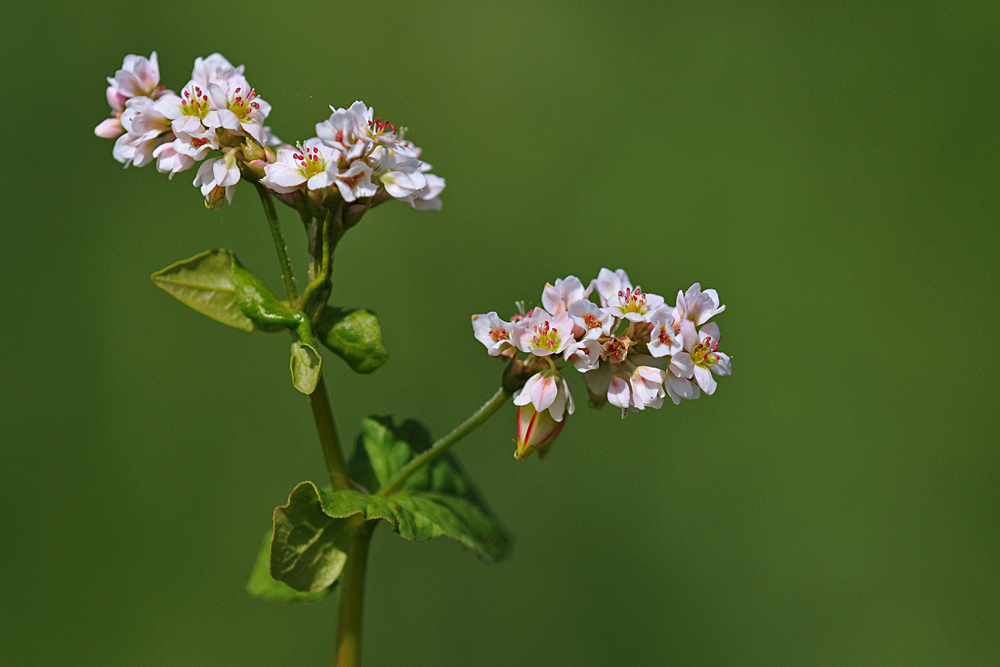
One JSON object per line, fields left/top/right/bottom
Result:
{"left": 310, "top": 376, "right": 351, "bottom": 492}
{"left": 380, "top": 387, "right": 511, "bottom": 495}
{"left": 334, "top": 519, "right": 376, "bottom": 667}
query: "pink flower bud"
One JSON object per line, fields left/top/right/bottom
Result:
{"left": 515, "top": 404, "right": 566, "bottom": 461}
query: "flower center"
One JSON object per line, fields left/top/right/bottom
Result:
{"left": 532, "top": 321, "right": 561, "bottom": 351}
{"left": 657, "top": 327, "right": 674, "bottom": 345}
{"left": 489, "top": 327, "right": 508, "bottom": 343}
{"left": 618, "top": 287, "right": 647, "bottom": 315}
{"left": 368, "top": 116, "right": 396, "bottom": 138}
{"left": 691, "top": 336, "right": 720, "bottom": 366}
{"left": 229, "top": 86, "right": 260, "bottom": 122}
{"left": 601, "top": 336, "right": 630, "bottom": 364}
{"left": 293, "top": 144, "right": 326, "bottom": 178}
{"left": 583, "top": 314, "right": 601, "bottom": 331}
{"left": 181, "top": 85, "right": 210, "bottom": 118}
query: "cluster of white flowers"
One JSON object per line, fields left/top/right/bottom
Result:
{"left": 95, "top": 52, "right": 444, "bottom": 211}
{"left": 473, "top": 270, "right": 731, "bottom": 458}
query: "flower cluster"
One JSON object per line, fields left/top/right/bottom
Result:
{"left": 472, "top": 270, "right": 732, "bottom": 459}
{"left": 95, "top": 52, "right": 444, "bottom": 212}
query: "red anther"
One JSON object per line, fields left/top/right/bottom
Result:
{"left": 235, "top": 87, "right": 241, "bottom": 93}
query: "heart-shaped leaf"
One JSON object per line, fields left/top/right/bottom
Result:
{"left": 151, "top": 249, "right": 254, "bottom": 331}
{"left": 247, "top": 531, "right": 334, "bottom": 603}
{"left": 270, "top": 485, "right": 349, "bottom": 593}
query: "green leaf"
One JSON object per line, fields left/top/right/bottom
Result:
{"left": 231, "top": 261, "right": 303, "bottom": 332}
{"left": 151, "top": 248, "right": 254, "bottom": 331}
{"left": 270, "top": 484, "right": 350, "bottom": 593}
{"left": 247, "top": 530, "right": 333, "bottom": 603}
{"left": 345, "top": 416, "right": 509, "bottom": 561}
{"left": 315, "top": 307, "right": 388, "bottom": 374}
{"left": 290, "top": 342, "right": 322, "bottom": 394}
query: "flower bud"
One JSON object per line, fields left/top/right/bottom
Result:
{"left": 242, "top": 138, "right": 266, "bottom": 162}
{"left": 514, "top": 404, "right": 566, "bottom": 461}
{"left": 204, "top": 184, "right": 227, "bottom": 209}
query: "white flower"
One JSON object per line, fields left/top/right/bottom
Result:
{"left": 193, "top": 154, "right": 239, "bottom": 207}
{"left": 602, "top": 286, "right": 665, "bottom": 323}
{"left": 375, "top": 152, "right": 427, "bottom": 203}
{"left": 316, "top": 105, "right": 367, "bottom": 157}
{"left": 155, "top": 84, "right": 213, "bottom": 135}
{"left": 108, "top": 52, "right": 161, "bottom": 100}
{"left": 261, "top": 139, "right": 339, "bottom": 194}
{"left": 471, "top": 312, "right": 513, "bottom": 356}
{"left": 647, "top": 307, "right": 682, "bottom": 357}
{"left": 112, "top": 97, "right": 171, "bottom": 168}
{"left": 593, "top": 268, "right": 633, "bottom": 307}
{"left": 334, "top": 160, "right": 377, "bottom": 202}
{"left": 568, "top": 299, "right": 613, "bottom": 340}
{"left": 152, "top": 142, "right": 193, "bottom": 178}
{"left": 512, "top": 309, "right": 575, "bottom": 356}
{"left": 205, "top": 75, "right": 271, "bottom": 144}
{"left": 630, "top": 366, "right": 666, "bottom": 411}
{"left": 541, "top": 276, "right": 591, "bottom": 315}
{"left": 513, "top": 371, "right": 575, "bottom": 422}
{"left": 191, "top": 53, "right": 244, "bottom": 86}
{"left": 413, "top": 173, "right": 445, "bottom": 211}
{"left": 564, "top": 338, "right": 602, "bottom": 372}
{"left": 173, "top": 126, "right": 219, "bottom": 161}
{"left": 674, "top": 283, "right": 725, "bottom": 326}
{"left": 673, "top": 320, "right": 731, "bottom": 395}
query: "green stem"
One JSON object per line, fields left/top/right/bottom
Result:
{"left": 310, "top": 376, "right": 351, "bottom": 492}
{"left": 334, "top": 519, "right": 376, "bottom": 667}
{"left": 255, "top": 182, "right": 298, "bottom": 301}
{"left": 379, "top": 387, "right": 511, "bottom": 496}
{"left": 297, "top": 210, "right": 334, "bottom": 314}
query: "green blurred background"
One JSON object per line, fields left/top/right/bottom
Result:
{"left": 2, "top": 1, "right": 998, "bottom": 665}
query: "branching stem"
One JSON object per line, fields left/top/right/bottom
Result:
{"left": 379, "top": 387, "right": 511, "bottom": 495}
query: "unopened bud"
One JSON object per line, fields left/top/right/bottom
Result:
{"left": 204, "top": 185, "right": 227, "bottom": 209}
{"left": 515, "top": 404, "right": 566, "bottom": 461}
{"left": 242, "top": 139, "right": 266, "bottom": 162}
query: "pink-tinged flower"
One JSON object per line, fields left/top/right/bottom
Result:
{"left": 155, "top": 84, "right": 214, "bottom": 135}
{"left": 542, "top": 275, "right": 591, "bottom": 315}
{"left": 513, "top": 371, "right": 575, "bottom": 422}
{"left": 261, "top": 139, "right": 339, "bottom": 194}
{"left": 205, "top": 75, "right": 271, "bottom": 144}
{"left": 512, "top": 309, "right": 575, "bottom": 356}
{"left": 152, "top": 142, "right": 193, "bottom": 179}
{"left": 630, "top": 366, "right": 666, "bottom": 411}
{"left": 647, "top": 307, "right": 683, "bottom": 357}
{"left": 673, "top": 320, "right": 731, "bottom": 395}
{"left": 107, "top": 86, "right": 127, "bottom": 113}
{"left": 592, "top": 268, "right": 633, "bottom": 307}
{"left": 607, "top": 372, "right": 633, "bottom": 417}
{"left": 568, "top": 299, "right": 613, "bottom": 340}
{"left": 316, "top": 105, "right": 367, "bottom": 157}
{"left": 108, "top": 52, "right": 161, "bottom": 99}
{"left": 472, "top": 312, "right": 514, "bottom": 356}
{"left": 191, "top": 53, "right": 244, "bottom": 86}
{"left": 514, "top": 403, "right": 566, "bottom": 460}
{"left": 664, "top": 373, "right": 700, "bottom": 405}
{"left": 602, "top": 286, "right": 665, "bottom": 323}
{"left": 112, "top": 97, "right": 172, "bottom": 167}
{"left": 674, "top": 283, "right": 726, "bottom": 326}
{"left": 94, "top": 117, "right": 124, "bottom": 139}
{"left": 564, "top": 338, "right": 602, "bottom": 372}
{"left": 193, "top": 154, "right": 239, "bottom": 208}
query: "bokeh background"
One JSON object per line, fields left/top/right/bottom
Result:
{"left": 2, "top": 1, "right": 998, "bottom": 665}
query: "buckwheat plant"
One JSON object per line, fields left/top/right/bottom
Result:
{"left": 96, "top": 52, "right": 733, "bottom": 667}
